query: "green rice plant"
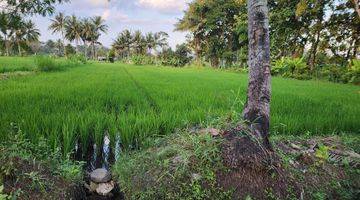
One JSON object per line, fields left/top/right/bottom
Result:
{"left": 35, "top": 55, "right": 64, "bottom": 72}
{"left": 0, "top": 57, "right": 359, "bottom": 156}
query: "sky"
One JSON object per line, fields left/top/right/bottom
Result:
{"left": 31, "top": 0, "right": 191, "bottom": 48}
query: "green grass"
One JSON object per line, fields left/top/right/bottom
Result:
{"left": 0, "top": 56, "right": 37, "bottom": 73}
{"left": 0, "top": 57, "right": 359, "bottom": 155}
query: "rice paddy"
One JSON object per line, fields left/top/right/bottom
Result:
{"left": 0, "top": 57, "right": 359, "bottom": 155}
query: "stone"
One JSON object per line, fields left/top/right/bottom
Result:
{"left": 96, "top": 181, "right": 115, "bottom": 196}
{"left": 191, "top": 173, "right": 202, "bottom": 181}
{"left": 90, "top": 168, "right": 112, "bottom": 183}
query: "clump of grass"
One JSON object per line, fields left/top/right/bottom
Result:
{"left": 113, "top": 131, "right": 231, "bottom": 200}
{"left": 0, "top": 123, "right": 84, "bottom": 199}
{"left": 35, "top": 56, "right": 64, "bottom": 72}
{"left": 35, "top": 55, "right": 86, "bottom": 72}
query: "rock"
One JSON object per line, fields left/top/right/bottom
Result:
{"left": 290, "top": 143, "right": 302, "bottom": 150}
{"left": 90, "top": 168, "right": 112, "bottom": 183}
{"left": 96, "top": 181, "right": 115, "bottom": 196}
{"left": 199, "top": 128, "right": 220, "bottom": 136}
{"left": 89, "top": 181, "right": 99, "bottom": 192}
{"left": 208, "top": 128, "right": 220, "bottom": 136}
{"left": 191, "top": 173, "right": 202, "bottom": 181}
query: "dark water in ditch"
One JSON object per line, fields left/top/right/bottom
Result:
{"left": 72, "top": 134, "right": 125, "bottom": 199}
{"left": 74, "top": 134, "right": 123, "bottom": 172}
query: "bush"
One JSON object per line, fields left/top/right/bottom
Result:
{"left": 108, "top": 49, "right": 115, "bottom": 63}
{"left": 342, "top": 60, "right": 360, "bottom": 85}
{"left": 130, "top": 55, "right": 155, "bottom": 65}
{"left": 68, "top": 54, "right": 87, "bottom": 65}
{"left": 35, "top": 55, "right": 86, "bottom": 72}
{"left": 319, "top": 65, "right": 346, "bottom": 83}
{"left": 35, "top": 55, "right": 63, "bottom": 72}
{"left": 272, "top": 57, "right": 311, "bottom": 80}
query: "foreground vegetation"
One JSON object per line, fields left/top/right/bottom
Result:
{"left": 0, "top": 57, "right": 359, "bottom": 157}
{"left": 113, "top": 128, "right": 360, "bottom": 200}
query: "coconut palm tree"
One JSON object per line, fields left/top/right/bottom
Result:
{"left": 49, "top": 12, "right": 68, "bottom": 56}
{"left": 11, "top": 19, "right": 40, "bottom": 56}
{"left": 145, "top": 32, "right": 155, "bottom": 54}
{"left": 81, "top": 18, "right": 94, "bottom": 58}
{"left": 113, "top": 29, "right": 135, "bottom": 59}
{"left": 154, "top": 32, "right": 169, "bottom": 49}
{"left": 65, "top": 15, "right": 82, "bottom": 53}
{"left": 132, "top": 30, "right": 146, "bottom": 55}
{"left": 89, "top": 16, "right": 108, "bottom": 59}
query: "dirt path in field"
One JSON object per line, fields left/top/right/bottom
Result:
{"left": 121, "top": 66, "right": 160, "bottom": 114}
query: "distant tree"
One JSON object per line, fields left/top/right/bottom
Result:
{"left": 176, "top": 0, "right": 243, "bottom": 68}
{"left": 65, "top": 15, "right": 82, "bottom": 53}
{"left": 174, "top": 43, "right": 192, "bottom": 66}
{"left": 49, "top": 12, "right": 68, "bottom": 56}
{"left": 154, "top": 32, "right": 169, "bottom": 50}
{"left": 89, "top": 16, "right": 108, "bottom": 59}
{"left": 81, "top": 18, "right": 93, "bottom": 58}
{"left": 0, "top": 11, "right": 11, "bottom": 55}
{"left": 113, "top": 29, "right": 133, "bottom": 59}
{"left": 65, "top": 43, "right": 76, "bottom": 56}
{"left": 243, "top": 0, "right": 272, "bottom": 149}
{"left": 132, "top": 30, "right": 146, "bottom": 55}
{"left": 0, "top": 0, "right": 68, "bottom": 16}
{"left": 145, "top": 32, "right": 155, "bottom": 54}
{"left": 11, "top": 19, "right": 40, "bottom": 56}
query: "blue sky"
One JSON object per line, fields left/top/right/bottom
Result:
{"left": 31, "top": 0, "right": 190, "bottom": 48}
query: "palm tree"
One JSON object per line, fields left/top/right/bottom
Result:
{"left": 65, "top": 15, "right": 82, "bottom": 53}
{"left": 89, "top": 16, "right": 108, "bottom": 59}
{"left": 0, "top": 12, "right": 10, "bottom": 56}
{"left": 145, "top": 32, "right": 155, "bottom": 54}
{"left": 11, "top": 19, "right": 40, "bottom": 56}
{"left": 49, "top": 12, "right": 68, "bottom": 56}
{"left": 112, "top": 29, "right": 134, "bottom": 59}
{"left": 81, "top": 18, "right": 93, "bottom": 58}
{"left": 154, "top": 31, "right": 169, "bottom": 53}
{"left": 132, "top": 30, "right": 146, "bottom": 55}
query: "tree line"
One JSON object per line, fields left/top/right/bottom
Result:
{"left": 0, "top": 12, "right": 40, "bottom": 56}
{"left": 176, "top": 0, "right": 359, "bottom": 70}
{"left": 0, "top": 11, "right": 108, "bottom": 58}
{"left": 49, "top": 13, "right": 108, "bottom": 59}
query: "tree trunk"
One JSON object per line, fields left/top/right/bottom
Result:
{"left": 353, "top": 0, "right": 360, "bottom": 19}
{"left": 308, "top": 29, "right": 321, "bottom": 71}
{"left": 243, "top": 0, "right": 272, "bottom": 150}
{"left": 62, "top": 32, "right": 66, "bottom": 57}
{"left": 4, "top": 35, "right": 9, "bottom": 56}
{"left": 92, "top": 42, "right": 96, "bottom": 60}
{"left": 83, "top": 41, "right": 87, "bottom": 59}
{"left": 17, "top": 41, "right": 22, "bottom": 56}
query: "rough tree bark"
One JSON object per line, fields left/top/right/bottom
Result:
{"left": 243, "top": 0, "right": 271, "bottom": 149}
{"left": 353, "top": 0, "right": 360, "bottom": 19}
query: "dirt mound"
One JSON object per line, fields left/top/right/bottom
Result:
{"left": 217, "top": 128, "right": 359, "bottom": 200}
{"left": 1, "top": 156, "right": 84, "bottom": 200}
{"left": 219, "top": 129, "right": 300, "bottom": 199}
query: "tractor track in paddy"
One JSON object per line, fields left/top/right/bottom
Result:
{"left": 121, "top": 66, "right": 161, "bottom": 114}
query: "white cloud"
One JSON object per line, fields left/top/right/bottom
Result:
{"left": 89, "top": 0, "right": 109, "bottom": 7}
{"left": 102, "top": 8, "right": 128, "bottom": 21}
{"left": 136, "top": 0, "right": 188, "bottom": 13}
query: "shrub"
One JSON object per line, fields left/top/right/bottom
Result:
{"left": 130, "top": 55, "right": 155, "bottom": 65}
{"left": 320, "top": 65, "right": 346, "bottom": 83}
{"left": 342, "top": 60, "right": 360, "bottom": 85}
{"left": 108, "top": 49, "right": 115, "bottom": 63}
{"left": 68, "top": 54, "right": 87, "bottom": 65}
{"left": 272, "top": 57, "right": 311, "bottom": 80}
{"left": 35, "top": 55, "right": 63, "bottom": 72}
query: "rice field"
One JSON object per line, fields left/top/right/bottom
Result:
{"left": 0, "top": 57, "right": 359, "bottom": 155}
{"left": 0, "top": 56, "right": 37, "bottom": 73}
